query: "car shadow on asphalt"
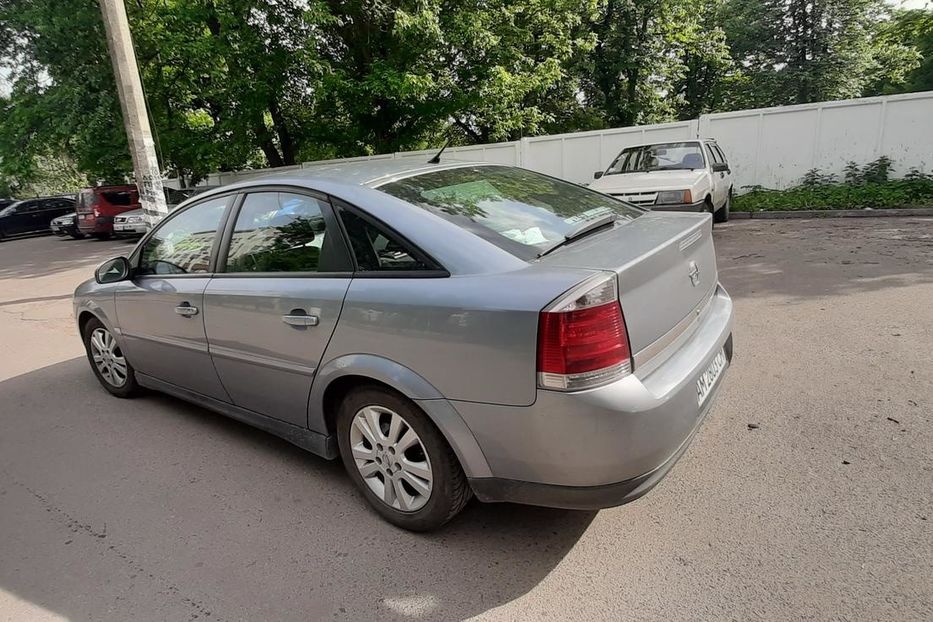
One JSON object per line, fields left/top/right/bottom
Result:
{"left": 0, "top": 358, "right": 595, "bottom": 621}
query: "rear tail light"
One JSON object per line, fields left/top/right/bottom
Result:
{"left": 537, "top": 273, "right": 632, "bottom": 391}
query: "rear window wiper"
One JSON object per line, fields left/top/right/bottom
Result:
{"left": 538, "top": 212, "right": 618, "bottom": 258}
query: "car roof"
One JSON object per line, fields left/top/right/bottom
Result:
{"left": 211, "top": 158, "right": 497, "bottom": 193}
{"left": 82, "top": 185, "right": 137, "bottom": 192}
{"left": 617, "top": 139, "right": 706, "bottom": 150}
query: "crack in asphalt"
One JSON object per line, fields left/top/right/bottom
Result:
{"left": 7, "top": 474, "right": 224, "bottom": 622}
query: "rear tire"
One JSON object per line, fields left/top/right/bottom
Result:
{"left": 82, "top": 317, "right": 140, "bottom": 398}
{"left": 714, "top": 191, "right": 731, "bottom": 223}
{"left": 70, "top": 231, "right": 86, "bottom": 239}
{"left": 336, "top": 386, "right": 471, "bottom": 531}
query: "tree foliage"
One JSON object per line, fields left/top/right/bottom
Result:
{"left": 0, "top": 0, "right": 929, "bottom": 195}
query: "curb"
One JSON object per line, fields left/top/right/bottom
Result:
{"left": 731, "top": 207, "right": 933, "bottom": 220}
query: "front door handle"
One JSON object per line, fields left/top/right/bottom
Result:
{"left": 282, "top": 314, "right": 319, "bottom": 327}
{"left": 175, "top": 303, "right": 199, "bottom": 317}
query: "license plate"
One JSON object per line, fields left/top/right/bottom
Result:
{"left": 696, "top": 348, "right": 727, "bottom": 406}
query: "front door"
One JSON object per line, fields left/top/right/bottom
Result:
{"left": 115, "top": 195, "right": 232, "bottom": 400}
{"left": 5, "top": 201, "right": 38, "bottom": 235}
{"left": 203, "top": 190, "right": 353, "bottom": 427}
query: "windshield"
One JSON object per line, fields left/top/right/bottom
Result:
{"left": 606, "top": 142, "right": 706, "bottom": 175}
{"left": 379, "top": 166, "right": 643, "bottom": 259}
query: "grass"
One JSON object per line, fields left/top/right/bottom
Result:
{"left": 732, "top": 159, "right": 933, "bottom": 212}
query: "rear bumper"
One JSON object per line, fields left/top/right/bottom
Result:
{"left": 650, "top": 199, "right": 708, "bottom": 213}
{"left": 77, "top": 215, "right": 114, "bottom": 234}
{"left": 113, "top": 222, "right": 148, "bottom": 236}
{"left": 457, "top": 284, "right": 734, "bottom": 509}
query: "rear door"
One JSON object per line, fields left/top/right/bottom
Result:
{"left": 36, "top": 198, "right": 74, "bottom": 230}
{"left": 202, "top": 189, "right": 353, "bottom": 427}
{"left": 115, "top": 194, "right": 232, "bottom": 400}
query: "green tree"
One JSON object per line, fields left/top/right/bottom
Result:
{"left": 864, "top": 8, "right": 933, "bottom": 95}
{"left": 575, "top": 0, "right": 732, "bottom": 127}
{"left": 721, "top": 0, "right": 920, "bottom": 108}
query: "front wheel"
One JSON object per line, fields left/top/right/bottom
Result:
{"left": 82, "top": 317, "right": 140, "bottom": 398}
{"left": 714, "top": 191, "right": 731, "bottom": 223}
{"left": 93, "top": 232, "right": 111, "bottom": 240}
{"left": 336, "top": 386, "right": 471, "bottom": 531}
{"left": 70, "top": 231, "right": 86, "bottom": 239}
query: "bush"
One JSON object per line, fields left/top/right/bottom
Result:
{"left": 733, "top": 159, "right": 933, "bottom": 212}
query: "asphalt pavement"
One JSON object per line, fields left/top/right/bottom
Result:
{"left": 0, "top": 220, "right": 930, "bottom": 621}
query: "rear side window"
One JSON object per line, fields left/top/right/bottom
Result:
{"left": 378, "top": 166, "right": 642, "bottom": 259}
{"left": 338, "top": 208, "right": 429, "bottom": 272}
{"left": 223, "top": 191, "right": 349, "bottom": 273}
{"left": 101, "top": 190, "right": 136, "bottom": 206}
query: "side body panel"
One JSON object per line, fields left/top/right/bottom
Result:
{"left": 202, "top": 277, "right": 351, "bottom": 427}
{"left": 318, "top": 267, "right": 593, "bottom": 408}
{"left": 114, "top": 277, "right": 230, "bottom": 401}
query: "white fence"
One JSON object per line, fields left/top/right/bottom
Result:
{"left": 203, "top": 90, "right": 933, "bottom": 192}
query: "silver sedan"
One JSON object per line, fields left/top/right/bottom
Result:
{"left": 74, "top": 160, "right": 734, "bottom": 531}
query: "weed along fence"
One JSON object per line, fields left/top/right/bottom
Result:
{"left": 203, "top": 91, "right": 933, "bottom": 194}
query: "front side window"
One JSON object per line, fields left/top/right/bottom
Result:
{"left": 138, "top": 196, "right": 228, "bottom": 275}
{"left": 224, "top": 191, "right": 344, "bottom": 273}
{"left": 713, "top": 145, "right": 728, "bottom": 165}
{"left": 706, "top": 144, "right": 724, "bottom": 165}
{"left": 606, "top": 142, "right": 706, "bottom": 174}
{"left": 379, "top": 166, "right": 643, "bottom": 259}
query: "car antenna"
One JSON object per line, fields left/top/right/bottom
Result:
{"left": 427, "top": 137, "right": 453, "bottom": 164}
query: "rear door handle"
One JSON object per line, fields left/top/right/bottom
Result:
{"left": 175, "top": 303, "right": 199, "bottom": 317}
{"left": 282, "top": 314, "right": 319, "bottom": 327}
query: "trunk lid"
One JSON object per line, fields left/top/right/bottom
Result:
{"left": 538, "top": 212, "right": 717, "bottom": 355}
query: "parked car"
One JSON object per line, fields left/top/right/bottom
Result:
{"left": 75, "top": 160, "right": 734, "bottom": 531}
{"left": 589, "top": 139, "right": 734, "bottom": 223}
{"left": 76, "top": 185, "right": 140, "bottom": 239}
{"left": 0, "top": 195, "right": 77, "bottom": 241}
{"left": 114, "top": 185, "right": 219, "bottom": 237}
{"left": 50, "top": 212, "right": 85, "bottom": 239}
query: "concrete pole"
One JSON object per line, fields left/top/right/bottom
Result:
{"left": 98, "top": 0, "right": 168, "bottom": 225}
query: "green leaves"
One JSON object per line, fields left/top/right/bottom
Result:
{"left": 734, "top": 161, "right": 933, "bottom": 211}
{"left": 0, "top": 0, "right": 929, "bottom": 195}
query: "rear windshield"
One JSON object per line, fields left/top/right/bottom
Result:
{"left": 379, "top": 166, "right": 643, "bottom": 259}
{"left": 101, "top": 190, "right": 136, "bottom": 205}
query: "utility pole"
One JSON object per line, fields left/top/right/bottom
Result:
{"left": 98, "top": 0, "right": 167, "bottom": 225}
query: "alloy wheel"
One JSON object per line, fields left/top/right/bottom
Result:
{"left": 349, "top": 405, "right": 433, "bottom": 512}
{"left": 89, "top": 327, "right": 128, "bottom": 387}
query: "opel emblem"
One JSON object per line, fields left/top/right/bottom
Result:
{"left": 688, "top": 261, "right": 700, "bottom": 287}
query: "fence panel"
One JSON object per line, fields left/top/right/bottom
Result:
{"left": 699, "top": 91, "right": 933, "bottom": 190}
{"left": 193, "top": 91, "right": 932, "bottom": 193}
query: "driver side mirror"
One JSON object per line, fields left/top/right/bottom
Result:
{"left": 95, "top": 256, "right": 132, "bottom": 284}
{"left": 712, "top": 162, "right": 729, "bottom": 173}
{"left": 593, "top": 171, "right": 604, "bottom": 180}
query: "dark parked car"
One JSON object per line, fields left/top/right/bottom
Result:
{"left": 76, "top": 185, "right": 140, "bottom": 239}
{"left": 0, "top": 195, "right": 77, "bottom": 241}
{"left": 50, "top": 212, "right": 84, "bottom": 239}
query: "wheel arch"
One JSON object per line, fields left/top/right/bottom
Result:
{"left": 310, "top": 355, "right": 492, "bottom": 478}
